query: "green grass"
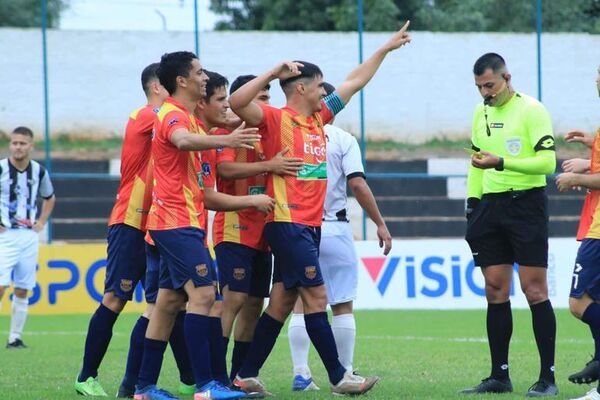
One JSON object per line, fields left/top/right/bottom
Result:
{"left": 0, "top": 309, "right": 596, "bottom": 399}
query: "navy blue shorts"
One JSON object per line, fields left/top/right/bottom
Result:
{"left": 105, "top": 224, "right": 147, "bottom": 300}
{"left": 264, "top": 222, "right": 323, "bottom": 290}
{"left": 144, "top": 243, "right": 160, "bottom": 303}
{"left": 570, "top": 239, "right": 600, "bottom": 300}
{"left": 149, "top": 227, "right": 213, "bottom": 290}
{"left": 215, "top": 242, "right": 272, "bottom": 298}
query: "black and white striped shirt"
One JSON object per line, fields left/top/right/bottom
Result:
{"left": 0, "top": 159, "right": 54, "bottom": 229}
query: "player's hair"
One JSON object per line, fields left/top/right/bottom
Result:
{"left": 322, "top": 82, "right": 336, "bottom": 96}
{"left": 204, "top": 70, "right": 229, "bottom": 100}
{"left": 280, "top": 61, "right": 323, "bottom": 91}
{"left": 141, "top": 63, "right": 161, "bottom": 95}
{"left": 230, "top": 75, "right": 271, "bottom": 95}
{"left": 157, "top": 51, "right": 197, "bottom": 95}
{"left": 12, "top": 126, "right": 34, "bottom": 138}
{"left": 473, "top": 53, "right": 507, "bottom": 76}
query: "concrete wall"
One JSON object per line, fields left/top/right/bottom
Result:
{"left": 0, "top": 28, "right": 598, "bottom": 141}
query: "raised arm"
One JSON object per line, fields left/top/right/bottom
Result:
{"left": 335, "top": 21, "right": 411, "bottom": 105}
{"left": 229, "top": 61, "right": 304, "bottom": 126}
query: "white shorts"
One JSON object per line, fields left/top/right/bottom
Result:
{"left": 319, "top": 221, "right": 358, "bottom": 305}
{"left": 0, "top": 229, "right": 40, "bottom": 290}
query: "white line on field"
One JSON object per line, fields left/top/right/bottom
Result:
{"left": 0, "top": 331, "right": 590, "bottom": 344}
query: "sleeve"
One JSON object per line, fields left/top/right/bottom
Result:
{"left": 164, "top": 110, "right": 189, "bottom": 141}
{"left": 138, "top": 106, "right": 158, "bottom": 136}
{"left": 467, "top": 107, "right": 483, "bottom": 199}
{"left": 341, "top": 132, "right": 365, "bottom": 180}
{"left": 256, "top": 103, "right": 280, "bottom": 137}
{"left": 201, "top": 150, "right": 216, "bottom": 190}
{"left": 526, "top": 102, "right": 555, "bottom": 152}
{"left": 320, "top": 91, "right": 345, "bottom": 125}
{"left": 212, "top": 128, "right": 237, "bottom": 164}
{"left": 38, "top": 166, "right": 54, "bottom": 199}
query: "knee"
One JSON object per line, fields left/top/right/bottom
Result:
{"left": 522, "top": 282, "right": 548, "bottom": 305}
{"left": 302, "top": 286, "right": 328, "bottom": 313}
{"left": 332, "top": 301, "right": 353, "bottom": 316}
{"left": 102, "top": 292, "right": 127, "bottom": 313}
{"left": 13, "top": 288, "right": 28, "bottom": 299}
{"left": 569, "top": 297, "right": 589, "bottom": 320}
{"left": 243, "top": 297, "right": 264, "bottom": 317}
{"left": 187, "top": 290, "right": 215, "bottom": 314}
{"left": 485, "top": 281, "right": 510, "bottom": 303}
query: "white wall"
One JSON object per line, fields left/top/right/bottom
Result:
{"left": 0, "top": 28, "right": 598, "bottom": 140}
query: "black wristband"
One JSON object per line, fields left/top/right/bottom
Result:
{"left": 495, "top": 157, "right": 505, "bottom": 171}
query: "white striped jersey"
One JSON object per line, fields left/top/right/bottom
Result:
{"left": 0, "top": 158, "right": 54, "bottom": 229}
{"left": 323, "top": 124, "right": 365, "bottom": 222}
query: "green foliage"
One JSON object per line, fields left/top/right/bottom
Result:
{"left": 0, "top": 0, "right": 67, "bottom": 28}
{"left": 210, "top": 0, "right": 600, "bottom": 32}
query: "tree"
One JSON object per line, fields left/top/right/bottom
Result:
{"left": 0, "top": 0, "right": 68, "bottom": 28}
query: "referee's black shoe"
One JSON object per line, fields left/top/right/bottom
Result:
{"left": 460, "top": 377, "right": 513, "bottom": 394}
{"left": 526, "top": 379, "right": 558, "bottom": 397}
{"left": 6, "top": 338, "right": 27, "bottom": 349}
{"left": 569, "top": 358, "right": 600, "bottom": 384}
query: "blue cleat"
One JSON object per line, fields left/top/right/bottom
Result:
{"left": 195, "top": 380, "right": 247, "bottom": 399}
{"left": 292, "top": 375, "right": 320, "bottom": 391}
{"left": 134, "top": 385, "right": 179, "bottom": 400}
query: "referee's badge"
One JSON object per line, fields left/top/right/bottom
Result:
{"left": 505, "top": 138, "right": 522, "bottom": 156}
{"left": 305, "top": 266, "right": 317, "bottom": 280}
{"left": 120, "top": 279, "right": 133, "bottom": 292}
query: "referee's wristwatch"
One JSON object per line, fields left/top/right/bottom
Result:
{"left": 495, "top": 157, "right": 505, "bottom": 171}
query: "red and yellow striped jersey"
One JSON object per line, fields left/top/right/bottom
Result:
{"left": 212, "top": 127, "right": 269, "bottom": 250}
{"left": 577, "top": 127, "right": 600, "bottom": 240}
{"left": 259, "top": 102, "right": 333, "bottom": 227}
{"left": 108, "top": 104, "right": 158, "bottom": 230}
{"left": 146, "top": 97, "right": 206, "bottom": 231}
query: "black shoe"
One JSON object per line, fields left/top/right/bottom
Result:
{"left": 116, "top": 383, "right": 134, "bottom": 398}
{"left": 526, "top": 379, "right": 558, "bottom": 397}
{"left": 460, "top": 377, "right": 513, "bottom": 394}
{"left": 6, "top": 338, "right": 27, "bottom": 349}
{"left": 569, "top": 359, "right": 600, "bottom": 384}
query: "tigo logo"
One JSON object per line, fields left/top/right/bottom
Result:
{"left": 362, "top": 257, "right": 399, "bottom": 296}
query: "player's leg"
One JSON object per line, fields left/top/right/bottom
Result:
{"left": 7, "top": 229, "right": 39, "bottom": 349}
{"left": 0, "top": 229, "right": 23, "bottom": 343}
{"left": 288, "top": 298, "right": 315, "bottom": 390}
{"left": 568, "top": 240, "right": 600, "bottom": 392}
{"left": 207, "top": 257, "right": 229, "bottom": 386}
{"left": 76, "top": 225, "right": 146, "bottom": 396}
{"left": 228, "top": 248, "right": 271, "bottom": 382}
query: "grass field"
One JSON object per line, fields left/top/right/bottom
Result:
{"left": 0, "top": 309, "right": 596, "bottom": 400}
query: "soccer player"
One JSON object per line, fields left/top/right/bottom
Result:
{"left": 229, "top": 22, "right": 411, "bottom": 397}
{"left": 133, "top": 51, "right": 265, "bottom": 400}
{"left": 213, "top": 74, "right": 303, "bottom": 383}
{"left": 287, "top": 82, "right": 392, "bottom": 391}
{"left": 0, "top": 127, "right": 55, "bottom": 349}
{"left": 554, "top": 63, "right": 600, "bottom": 400}
{"left": 462, "top": 53, "right": 558, "bottom": 397}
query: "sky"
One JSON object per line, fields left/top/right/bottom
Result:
{"left": 60, "top": 0, "right": 219, "bottom": 31}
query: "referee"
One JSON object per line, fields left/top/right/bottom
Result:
{"left": 461, "top": 53, "right": 558, "bottom": 397}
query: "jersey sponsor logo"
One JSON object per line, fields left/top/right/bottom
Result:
{"left": 196, "top": 263, "right": 209, "bottom": 277}
{"left": 167, "top": 118, "right": 179, "bottom": 127}
{"left": 120, "top": 279, "right": 133, "bottom": 292}
{"left": 540, "top": 137, "right": 555, "bottom": 149}
{"left": 304, "top": 142, "right": 326, "bottom": 159}
{"left": 305, "top": 266, "right": 317, "bottom": 280}
{"left": 248, "top": 185, "right": 266, "bottom": 195}
{"left": 197, "top": 172, "right": 204, "bottom": 189}
{"left": 490, "top": 123, "right": 504, "bottom": 128}
{"left": 233, "top": 267, "right": 246, "bottom": 280}
{"left": 232, "top": 224, "right": 248, "bottom": 231}
{"left": 297, "top": 162, "right": 327, "bottom": 180}
{"left": 505, "top": 138, "right": 522, "bottom": 156}
{"left": 281, "top": 203, "right": 299, "bottom": 209}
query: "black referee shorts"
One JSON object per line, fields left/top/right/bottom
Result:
{"left": 465, "top": 187, "right": 548, "bottom": 268}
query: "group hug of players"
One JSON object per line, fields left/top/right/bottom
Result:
{"left": 71, "top": 19, "right": 410, "bottom": 400}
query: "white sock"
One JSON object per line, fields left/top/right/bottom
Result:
{"left": 332, "top": 313, "right": 356, "bottom": 372}
{"left": 288, "top": 313, "right": 312, "bottom": 378}
{"left": 9, "top": 297, "right": 29, "bottom": 343}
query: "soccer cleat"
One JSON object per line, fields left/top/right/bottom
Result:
{"left": 292, "top": 375, "right": 320, "bottom": 391}
{"left": 74, "top": 376, "right": 109, "bottom": 396}
{"left": 526, "top": 380, "right": 558, "bottom": 397}
{"left": 460, "top": 377, "right": 513, "bottom": 394}
{"left": 133, "top": 385, "right": 179, "bottom": 400}
{"left": 116, "top": 383, "right": 135, "bottom": 398}
{"left": 330, "top": 370, "right": 379, "bottom": 396}
{"left": 570, "top": 388, "right": 600, "bottom": 400}
{"left": 178, "top": 383, "right": 195, "bottom": 395}
{"left": 232, "top": 376, "right": 271, "bottom": 397}
{"left": 6, "top": 338, "right": 27, "bottom": 349}
{"left": 194, "top": 380, "right": 247, "bottom": 399}
{"left": 569, "top": 359, "right": 600, "bottom": 384}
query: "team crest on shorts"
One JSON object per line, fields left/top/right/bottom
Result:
{"left": 305, "top": 266, "right": 317, "bottom": 280}
{"left": 505, "top": 138, "right": 522, "bottom": 156}
{"left": 196, "top": 264, "right": 208, "bottom": 277}
{"left": 233, "top": 268, "right": 246, "bottom": 280}
{"left": 120, "top": 279, "right": 133, "bottom": 292}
